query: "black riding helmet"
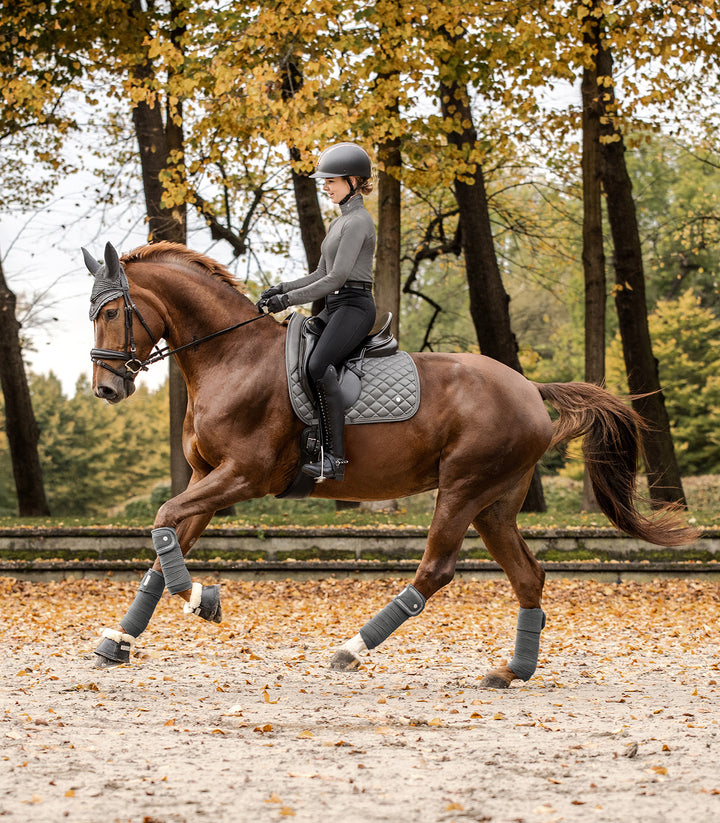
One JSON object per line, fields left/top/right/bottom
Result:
{"left": 309, "top": 143, "right": 372, "bottom": 180}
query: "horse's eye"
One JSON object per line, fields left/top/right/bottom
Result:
{"left": 105, "top": 308, "right": 119, "bottom": 320}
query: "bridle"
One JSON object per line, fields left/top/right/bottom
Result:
{"left": 91, "top": 272, "right": 270, "bottom": 388}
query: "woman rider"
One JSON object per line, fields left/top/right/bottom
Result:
{"left": 257, "top": 142, "right": 376, "bottom": 482}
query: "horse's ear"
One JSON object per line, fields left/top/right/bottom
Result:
{"left": 82, "top": 247, "right": 101, "bottom": 275}
{"left": 104, "top": 242, "right": 122, "bottom": 280}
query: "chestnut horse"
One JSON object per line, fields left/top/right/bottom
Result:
{"left": 86, "top": 241, "right": 697, "bottom": 686}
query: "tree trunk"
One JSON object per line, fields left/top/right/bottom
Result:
{"left": 290, "top": 146, "right": 324, "bottom": 273}
{"left": 580, "top": 22, "right": 606, "bottom": 513}
{"left": 0, "top": 254, "right": 51, "bottom": 515}
{"left": 375, "top": 137, "right": 402, "bottom": 341}
{"left": 594, "top": 27, "right": 686, "bottom": 508}
{"left": 439, "top": 74, "right": 545, "bottom": 512}
{"left": 280, "top": 58, "right": 326, "bottom": 316}
{"left": 130, "top": 0, "right": 190, "bottom": 497}
{"left": 290, "top": 144, "right": 326, "bottom": 302}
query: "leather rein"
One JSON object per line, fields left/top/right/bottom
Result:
{"left": 91, "top": 280, "right": 270, "bottom": 386}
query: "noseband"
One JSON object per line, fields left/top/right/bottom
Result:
{"left": 91, "top": 275, "right": 270, "bottom": 387}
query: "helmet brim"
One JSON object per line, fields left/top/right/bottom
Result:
{"left": 309, "top": 171, "right": 339, "bottom": 179}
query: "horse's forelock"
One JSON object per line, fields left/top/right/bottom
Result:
{"left": 120, "top": 242, "right": 242, "bottom": 290}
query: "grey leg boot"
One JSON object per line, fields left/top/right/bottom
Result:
{"left": 302, "top": 365, "right": 348, "bottom": 481}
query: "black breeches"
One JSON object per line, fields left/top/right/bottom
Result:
{"left": 307, "top": 289, "right": 376, "bottom": 385}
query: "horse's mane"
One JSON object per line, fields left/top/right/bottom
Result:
{"left": 121, "top": 241, "right": 243, "bottom": 290}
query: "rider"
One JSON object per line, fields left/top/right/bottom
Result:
{"left": 257, "top": 142, "right": 376, "bottom": 482}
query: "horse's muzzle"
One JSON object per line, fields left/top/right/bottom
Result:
{"left": 94, "top": 374, "right": 135, "bottom": 404}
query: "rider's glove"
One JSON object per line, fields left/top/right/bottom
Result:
{"left": 260, "top": 284, "right": 283, "bottom": 301}
{"left": 264, "top": 292, "right": 290, "bottom": 313}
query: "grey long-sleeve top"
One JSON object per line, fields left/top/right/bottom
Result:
{"left": 282, "top": 194, "right": 376, "bottom": 306}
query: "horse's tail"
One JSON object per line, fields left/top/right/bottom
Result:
{"left": 535, "top": 381, "right": 700, "bottom": 547}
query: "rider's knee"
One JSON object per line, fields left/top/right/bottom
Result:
{"left": 307, "top": 356, "right": 329, "bottom": 385}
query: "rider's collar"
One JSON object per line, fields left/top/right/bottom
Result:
{"left": 339, "top": 193, "right": 363, "bottom": 214}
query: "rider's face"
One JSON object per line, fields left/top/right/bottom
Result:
{"left": 322, "top": 177, "right": 353, "bottom": 204}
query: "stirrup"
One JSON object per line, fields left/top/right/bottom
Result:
{"left": 302, "top": 454, "right": 348, "bottom": 482}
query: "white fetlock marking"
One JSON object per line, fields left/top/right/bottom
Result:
{"left": 183, "top": 582, "right": 203, "bottom": 615}
{"left": 340, "top": 634, "right": 367, "bottom": 657}
{"left": 102, "top": 628, "right": 136, "bottom": 645}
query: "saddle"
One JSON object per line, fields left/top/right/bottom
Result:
{"left": 297, "top": 311, "right": 398, "bottom": 409}
{"left": 278, "top": 311, "right": 421, "bottom": 499}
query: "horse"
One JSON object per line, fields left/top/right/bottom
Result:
{"left": 85, "top": 240, "right": 698, "bottom": 686}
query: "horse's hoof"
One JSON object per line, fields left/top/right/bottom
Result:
{"left": 93, "top": 633, "right": 132, "bottom": 667}
{"left": 330, "top": 649, "right": 361, "bottom": 671}
{"left": 93, "top": 653, "right": 123, "bottom": 669}
{"left": 479, "top": 673, "right": 512, "bottom": 689}
{"left": 184, "top": 583, "right": 222, "bottom": 623}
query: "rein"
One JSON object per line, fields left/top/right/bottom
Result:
{"left": 91, "top": 279, "right": 270, "bottom": 383}
{"left": 136, "top": 312, "right": 271, "bottom": 370}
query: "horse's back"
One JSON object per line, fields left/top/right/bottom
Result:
{"left": 412, "top": 351, "right": 549, "bottom": 423}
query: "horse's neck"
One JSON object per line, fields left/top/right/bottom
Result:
{"left": 153, "top": 271, "right": 285, "bottom": 383}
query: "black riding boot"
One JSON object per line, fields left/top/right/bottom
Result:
{"left": 302, "top": 365, "right": 348, "bottom": 482}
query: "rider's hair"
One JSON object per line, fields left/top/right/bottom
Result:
{"left": 352, "top": 176, "right": 374, "bottom": 196}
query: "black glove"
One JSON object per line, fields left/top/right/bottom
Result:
{"left": 260, "top": 284, "right": 283, "bottom": 301}
{"left": 264, "top": 292, "right": 289, "bottom": 313}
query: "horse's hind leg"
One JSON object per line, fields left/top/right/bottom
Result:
{"left": 472, "top": 473, "right": 547, "bottom": 689}
{"left": 93, "top": 512, "right": 214, "bottom": 668}
{"left": 330, "top": 487, "right": 480, "bottom": 671}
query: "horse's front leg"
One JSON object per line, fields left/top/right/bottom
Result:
{"left": 93, "top": 458, "right": 260, "bottom": 667}
{"left": 93, "top": 511, "right": 213, "bottom": 667}
{"left": 330, "top": 488, "right": 475, "bottom": 671}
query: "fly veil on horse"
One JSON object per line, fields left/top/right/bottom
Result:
{"left": 86, "top": 241, "right": 698, "bottom": 686}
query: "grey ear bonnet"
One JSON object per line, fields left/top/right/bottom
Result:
{"left": 84, "top": 242, "right": 130, "bottom": 320}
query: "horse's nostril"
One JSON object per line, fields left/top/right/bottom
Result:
{"left": 96, "top": 385, "right": 119, "bottom": 401}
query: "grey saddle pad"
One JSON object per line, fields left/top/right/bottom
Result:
{"left": 284, "top": 312, "right": 421, "bottom": 426}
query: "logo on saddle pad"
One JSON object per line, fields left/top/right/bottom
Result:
{"left": 284, "top": 312, "right": 420, "bottom": 426}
